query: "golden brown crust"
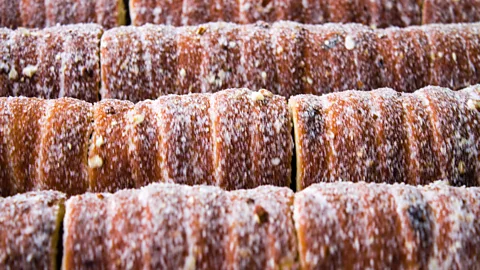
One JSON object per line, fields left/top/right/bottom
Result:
{"left": 421, "top": 183, "right": 480, "bottom": 268}
{"left": 155, "top": 94, "right": 215, "bottom": 186}
{"left": 89, "top": 99, "right": 135, "bottom": 192}
{"left": 416, "top": 86, "right": 478, "bottom": 186}
{"left": 6, "top": 98, "right": 47, "bottom": 192}
{"left": 129, "top": 0, "right": 425, "bottom": 26}
{"left": 176, "top": 26, "right": 204, "bottom": 94}
{"left": 238, "top": 22, "right": 278, "bottom": 92}
{"left": 128, "top": 100, "right": 163, "bottom": 188}
{"left": 295, "top": 182, "right": 480, "bottom": 269}
{"left": 294, "top": 182, "right": 405, "bottom": 269}
{"left": 270, "top": 22, "right": 306, "bottom": 97}
{"left": 37, "top": 99, "right": 92, "bottom": 196}
{"left": 369, "top": 89, "right": 408, "bottom": 183}
{"left": 100, "top": 22, "right": 480, "bottom": 101}
{"left": 62, "top": 193, "right": 109, "bottom": 269}
{"left": 63, "top": 183, "right": 296, "bottom": 269}
{"left": 0, "top": 89, "right": 291, "bottom": 195}
{"left": 210, "top": 89, "right": 255, "bottom": 189}
{"left": 324, "top": 92, "right": 379, "bottom": 182}
{"left": 2, "top": 24, "right": 102, "bottom": 102}
{"left": 0, "top": 191, "right": 65, "bottom": 269}
{"left": 424, "top": 24, "right": 474, "bottom": 90}
{"left": 292, "top": 86, "right": 479, "bottom": 189}
{"left": 375, "top": 27, "right": 430, "bottom": 93}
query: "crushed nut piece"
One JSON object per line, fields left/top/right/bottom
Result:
{"left": 8, "top": 67, "right": 18, "bottom": 80}
{"left": 452, "top": 52, "right": 457, "bottom": 62}
{"left": 67, "top": 143, "right": 72, "bottom": 150}
{"left": 259, "top": 89, "right": 273, "bottom": 97}
{"left": 276, "top": 46, "right": 283, "bottom": 54}
{"left": 271, "top": 158, "right": 281, "bottom": 166}
{"left": 132, "top": 114, "right": 145, "bottom": 125}
{"left": 196, "top": 26, "right": 206, "bottom": 35}
{"left": 88, "top": 155, "right": 103, "bottom": 169}
{"left": 95, "top": 136, "right": 104, "bottom": 147}
{"left": 467, "top": 99, "right": 480, "bottom": 110}
{"left": 254, "top": 205, "right": 269, "bottom": 224}
{"left": 22, "top": 65, "right": 38, "bottom": 78}
{"left": 306, "top": 77, "right": 313, "bottom": 85}
{"left": 179, "top": 68, "right": 186, "bottom": 78}
{"left": 458, "top": 161, "right": 466, "bottom": 174}
{"left": 251, "top": 91, "right": 265, "bottom": 101}
{"left": 261, "top": 71, "right": 267, "bottom": 80}
{"left": 345, "top": 35, "right": 355, "bottom": 50}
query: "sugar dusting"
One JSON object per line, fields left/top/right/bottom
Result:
{"left": 291, "top": 85, "right": 480, "bottom": 189}
{"left": 101, "top": 22, "right": 480, "bottom": 101}
{"left": 294, "top": 181, "right": 480, "bottom": 269}
{"left": 63, "top": 183, "right": 297, "bottom": 269}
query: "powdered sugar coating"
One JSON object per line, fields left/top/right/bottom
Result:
{"left": 101, "top": 22, "right": 480, "bottom": 101}
{"left": 210, "top": 89, "right": 292, "bottom": 189}
{"left": 291, "top": 86, "right": 480, "bottom": 190}
{"left": 1, "top": 24, "right": 103, "bottom": 102}
{"left": 0, "top": 97, "right": 92, "bottom": 196}
{"left": 2, "top": 97, "right": 47, "bottom": 194}
{"left": 421, "top": 183, "right": 480, "bottom": 268}
{"left": 0, "top": 0, "right": 125, "bottom": 28}
{"left": 423, "top": 0, "right": 480, "bottom": 25}
{"left": 415, "top": 86, "right": 479, "bottom": 186}
{"left": 294, "top": 182, "right": 405, "bottom": 269}
{"left": 0, "top": 89, "right": 292, "bottom": 195}
{"left": 37, "top": 98, "right": 92, "bottom": 195}
{"left": 63, "top": 183, "right": 297, "bottom": 269}
{"left": 294, "top": 181, "right": 480, "bottom": 269}
{"left": 129, "top": 0, "right": 422, "bottom": 27}
{"left": 375, "top": 27, "right": 430, "bottom": 93}
{"left": 89, "top": 99, "right": 135, "bottom": 192}
{"left": 153, "top": 94, "right": 215, "bottom": 185}
{"left": 0, "top": 190, "right": 65, "bottom": 269}
{"left": 423, "top": 24, "right": 474, "bottom": 90}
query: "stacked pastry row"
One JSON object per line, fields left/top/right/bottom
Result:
{"left": 0, "top": 24, "right": 102, "bottom": 102}
{"left": 101, "top": 21, "right": 480, "bottom": 101}
{"left": 1, "top": 86, "right": 480, "bottom": 196}
{"left": 2, "top": 0, "right": 480, "bottom": 28}
{"left": 292, "top": 85, "right": 480, "bottom": 190}
{"left": 3, "top": 22, "right": 479, "bottom": 103}
{"left": 0, "top": 0, "right": 126, "bottom": 29}
{"left": 130, "top": 0, "right": 480, "bottom": 27}
{"left": 3, "top": 181, "right": 479, "bottom": 269}
{"left": 0, "top": 89, "right": 292, "bottom": 197}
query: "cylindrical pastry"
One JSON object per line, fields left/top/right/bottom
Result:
{"left": 0, "top": 190, "right": 66, "bottom": 269}
{"left": 0, "top": 97, "right": 92, "bottom": 197}
{"left": 101, "top": 22, "right": 480, "bottom": 101}
{"left": 423, "top": 24, "right": 474, "bottom": 90}
{"left": 129, "top": 0, "right": 422, "bottom": 27}
{"left": 291, "top": 85, "right": 480, "bottom": 190}
{"left": 375, "top": 26, "right": 430, "bottom": 93}
{"left": 0, "top": 24, "right": 103, "bottom": 102}
{"left": 294, "top": 181, "right": 480, "bottom": 269}
{"left": 62, "top": 183, "right": 297, "bottom": 269}
{"left": 0, "top": 89, "right": 292, "bottom": 195}
{"left": 88, "top": 88, "right": 292, "bottom": 191}
{"left": 0, "top": 0, "right": 125, "bottom": 28}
